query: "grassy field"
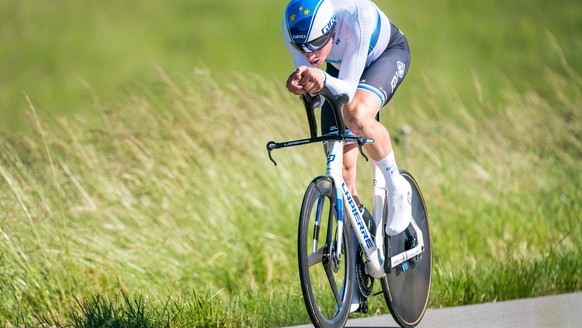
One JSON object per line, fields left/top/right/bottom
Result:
{"left": 2, "top": 0, "right": 581, "bottom": 128}
{"left": 1, "top": 0, "right": 581, "bottom": 326}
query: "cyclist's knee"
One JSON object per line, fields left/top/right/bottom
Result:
{"left": 343, "top": 97, "right": 380, "bottom": 136}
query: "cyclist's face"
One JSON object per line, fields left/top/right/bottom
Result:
{"left": 302, "top": 37, "right": 333, "bottom": 68}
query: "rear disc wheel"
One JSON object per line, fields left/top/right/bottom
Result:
{"left": 381, "top": 170, "right": 432, "bottom": 328}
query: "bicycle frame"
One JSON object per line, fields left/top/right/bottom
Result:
{"left": 266, "top": 89, "right": 425, "bottom": 279}
{"left": 325, "top": 137, "right": 385, "bottom": 278}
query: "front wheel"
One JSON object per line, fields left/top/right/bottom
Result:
{"left": 381, "top": 170, "right": 432, "bottom": 328}
{"left": 298, "top": 176, "right": 354, "bottom": 328}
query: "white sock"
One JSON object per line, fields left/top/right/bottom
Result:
{"left": 376, "top": 152, "right": 412, "bottom": 236}
{"left": 373, "top": 151, "right": 405, "bottom": 192}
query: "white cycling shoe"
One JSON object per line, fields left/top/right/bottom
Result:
{"left": 385, "top": 181, "right": 412, "bottom": 236}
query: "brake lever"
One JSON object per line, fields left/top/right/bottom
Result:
{"left": 357, "top": 137, "right": 374, "bottom": 162}
{"left": 266, "top": 141, "right": 278, "bottom": 166}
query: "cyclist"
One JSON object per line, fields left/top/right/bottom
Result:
{"left": 283, "top": 1, "right": 412, "bottom": 237}
{"left": 282, "top": 0, "right": 413, "bottom": 312}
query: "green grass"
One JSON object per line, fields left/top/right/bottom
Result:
{"left": 1, "top": 0, "right": 581, "bottom": 326}
{"left": 0, "top": 71, "right": 311, "bottom": 326}
{"left": 1, "top": 0, "right": 581, "bottom": 130}
{"left": 1, "top": 65, "right": 580, "bottom": 326}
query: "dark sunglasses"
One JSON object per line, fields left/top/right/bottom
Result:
{"left": 290, "top": 26, "right": 335, "bottom": 53}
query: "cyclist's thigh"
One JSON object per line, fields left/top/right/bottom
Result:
{"left": 359, "top": 30, "right": 411, "bottom": 108}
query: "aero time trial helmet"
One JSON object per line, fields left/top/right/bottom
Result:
{"left": 284, "top": 0, "right": 336, "bottom": 53}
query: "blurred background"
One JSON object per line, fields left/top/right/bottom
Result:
{"left": 0, "top": 0, "right": 580, "bottom": 326}
{"left": 2, "top": 0, "right": 580, "bottom": 131}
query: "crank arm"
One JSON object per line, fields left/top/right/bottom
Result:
{"left": 389, "top": 219, "right": 425, "bottom": 269}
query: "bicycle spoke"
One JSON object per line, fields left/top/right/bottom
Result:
{"left": 323, "top": 260, "right": 341, "bottom": 306}
{"left": 307, "top": 247, "right": 324, "bottom": 267}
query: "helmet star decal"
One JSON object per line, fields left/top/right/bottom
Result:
{"left": 290, "top": 6, "right": 311, "bottom": 22}
{"left": 297, "top": 6, "right": 310, "bottom": 15}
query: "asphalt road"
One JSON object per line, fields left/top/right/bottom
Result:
{"left": 287, "top": 292, "right": 582, "bottom": 328}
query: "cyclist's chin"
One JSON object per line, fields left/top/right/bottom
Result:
{"left": 309, "top": 59, "right": 323, "bottom": 67}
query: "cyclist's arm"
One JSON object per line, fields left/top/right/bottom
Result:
{"left": 281, "top": 7, "right": 374, "bottom": 100}
{"left": 281, "top": 19, "right": 362, "bottom": 99}
{"left": 323, "top": 7, "right": 374, "bottom": 102}
{"left": 282, "top": 38, "right": 367, "bottom": 101}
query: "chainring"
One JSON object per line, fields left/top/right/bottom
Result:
{"left": 355, "top": 247, "right": 374, "bottom": 297}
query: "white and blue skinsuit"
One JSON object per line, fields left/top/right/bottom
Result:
{"left": 282, "top": 0, "right": 411, "bottom": 134}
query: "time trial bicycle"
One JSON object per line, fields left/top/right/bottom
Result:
{"left": 266, "top": 88, "right": 432, "bottom": 328}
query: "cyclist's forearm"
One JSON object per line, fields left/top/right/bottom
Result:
{"left": 322, "top": 71, "right": 356, "bottom": 101}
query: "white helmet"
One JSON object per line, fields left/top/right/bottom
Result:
{"left": 284, "top": 0, "right": 336, "bottom": 52}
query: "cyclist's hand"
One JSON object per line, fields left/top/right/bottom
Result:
{"left": 286, "top": 66, "right": 324, "bottom": 95}
{"left": 286, "top": 69, "right": 307, "bottom": 95}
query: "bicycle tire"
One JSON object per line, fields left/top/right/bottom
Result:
{"left": 298, "top": 176, "right": 355, "bottom": 328}
{"left": 380, "top": 170, "right": 432, "bottom": 328}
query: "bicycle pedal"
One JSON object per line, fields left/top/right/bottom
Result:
{"left": 400, "top": 262, "right": 409, "bottom": 272}
{"left": 359, "top": 298, "right": 369, "bottom": 314}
